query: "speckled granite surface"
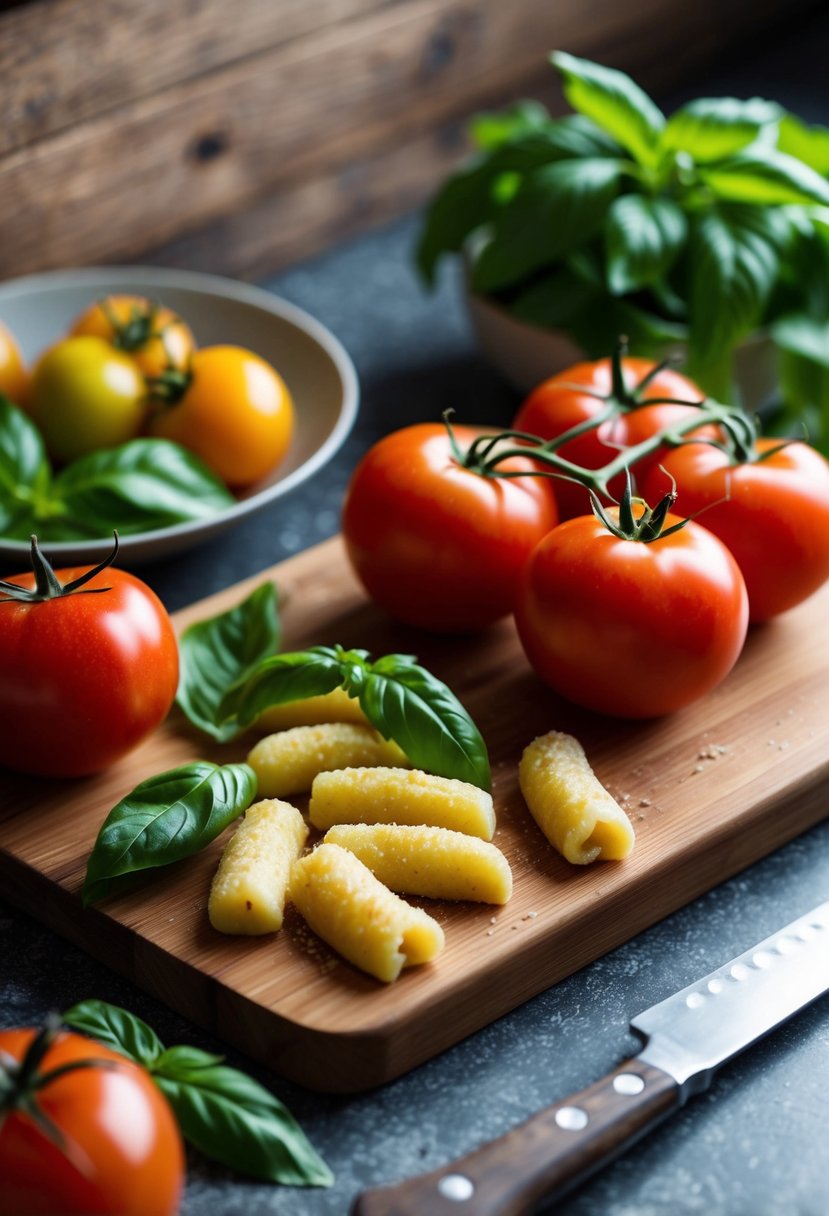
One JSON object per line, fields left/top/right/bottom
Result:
{"left": 3, "top": 13, "right": 829, "bottom": 1213}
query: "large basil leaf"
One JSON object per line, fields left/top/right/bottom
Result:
{"left": 176, "top": 583, "right": 281, "bottom": 741}
{"left": 551, "top": 50, "right": 665, "bottom": 169}
{"left": 472, "top": 158, "right": 622, "bottom": 293}
{"left": 64, "top": 1000, "right": 332, "bottom": 1187}
{"left": 82, "top": 762, "right": 257, "bottom": 905}
{"left": 605, "top": 195, "right": 687, "bottom": 295}
{"left": 776, "top": 113, "right": 829, "bottom": 175}
{"left": 64, "top": 998, "right": 165, "bottom": 1067}
{"left": 55, "top": 439, "right": 234, "bottom": 536}
{"left": 223, "top": 646, "right": 348, "bottom": 732}
{"left": 698, "top": 147, "right": 829, "bottom": 207}
{"left": 662, "top": 97, "right": 782, "bottom": 162}
{"left": 156, "top": 1058, "right": 332, "bottom": 1186}
{"left": 687, "top": 207, "right": 779, "bottom": 369}
{"left": 0, "top": 397, "right": 52, "bottom": 536}
{"left": 357, "top": 654, "right": 491, "bottom": 792}
{"left": 510, "top": 261, "right": 599, "bottom": 328}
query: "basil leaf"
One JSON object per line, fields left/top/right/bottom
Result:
{"left": 224, "top": 646, "right": 348, "bottom": 732}
{"left": 567, "top": 293, "right": 687, "bottom": 361}
{"left": 83, "top": 762, "right": 257, "bottom": 905}
{"left": 606, "top": 195, "right": 687, "bottom": 295}
{"left": 54, "top": 438, "right": 234, "bottom": 536}
{"left": 156, "top": 1059, "right": 332, "bottom": 1186}
{"left": 776, "top": 346, "right": 829, "bottom": 452}
{"left": 177, "top": 583, "right": 281, "bottom": 741}
{"left": 470, "top": 99, "right": 551, "bottom": 150}
{"left": 772, "top": 313, "right": 829, "bottom": 367}
{"left": 64, "top": 999, "right": 333, "bottom": 1188}
{"left": 687, "top": 207, "right": 780, "bottom": 369}
{"left": 510, "top": 262, "right": 599, "bottom": 328}
{"left": 357, "top": 654, "right": 491, "bottom": 791}
{"left": 472, "top": 158, "right": 622, "bottom": 293}
{"left": 551, "top": 50, "right": 665, "bottom": 169}
{"left": 663, "top": 97, "right": 782, "bottom": 162}
{"left": 776, "top": 113, "right": 829, "bottom": 175}
{"left": 0, "top": 396, "right": 53, "bottom": 536}
{"left": 698, "top": 147, "right": 829, "bottom": 207}
{"left": 63, "top": 999, "right": 164, "bottom": 1068}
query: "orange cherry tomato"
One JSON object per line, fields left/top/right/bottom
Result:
{"left": 0, "top": 319, "right": 29, "bottom": 408}
{"left": 0, "top": 1027, "right": 184, "bottom": 1216}
{"left": 69, "top": 295, "right": 195, "bottom": 381}
{"left": 148, "top": 345, "right": 294, "bottom": 488}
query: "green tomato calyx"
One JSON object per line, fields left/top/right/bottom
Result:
{"left": 0, "top": 532, "right": 119, "bottom": 604}
{"left": 590, "top": 469, "right": 685, "bottom": 543}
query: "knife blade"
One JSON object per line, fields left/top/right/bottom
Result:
{"left": 351, "top": 900, "right": 829, "bottom": 1216}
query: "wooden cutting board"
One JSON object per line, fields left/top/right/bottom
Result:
{"left": 1, "top": 536, "right": 827, "bottom": 1093}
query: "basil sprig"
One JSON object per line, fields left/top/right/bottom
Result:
{"left": 83, "top": 761, "right": 257, "bottom": 905}
{"left": 0, "top": 397, "right": 234, "bottom": 541}
{"left": 63, "top": 999, "right": 332, "bottom": 1187}
{"left": 176, "top": 582, "right": 281, "bottom": 741}
{"left": 417, "top": 51, "right": 829, "bottom": 446}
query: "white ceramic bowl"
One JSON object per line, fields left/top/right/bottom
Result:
{"left": 0, "top": 266, "right": 359, "bottom": 563}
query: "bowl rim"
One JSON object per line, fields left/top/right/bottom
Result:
{"left": 0, "top": 265, "right": 360, "bottom": 562}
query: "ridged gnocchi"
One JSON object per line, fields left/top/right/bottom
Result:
{"left": 519, "top": 730, "right": 634, "bottom": 864}
{"left": 309, "top": 767, "right": 496, "bottom": 840}
{"left": 247, "top": 722, "right": 409, "bottom": 797}
{"left": 289, "top": 842, "right": 445, "bottom": 982}
{"left": 208, "top": 798, "right": 308, "bottom": 934}
{"left": 323, "top": 823, "right": 512, "bottom": 904}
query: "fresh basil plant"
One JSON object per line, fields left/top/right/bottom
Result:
{"left": 418, "top": 51, "right": 829, "bottom": 448}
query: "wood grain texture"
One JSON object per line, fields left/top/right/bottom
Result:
{"left": 1, "top": 536, "right": 827, "bottom": 1092}
{"left": 0, "top": 0, "right": 807, "bottom": 280}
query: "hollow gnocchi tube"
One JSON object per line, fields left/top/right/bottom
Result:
{"left": 247, "top": 722, "right": 409, "bottom": 797}
{"left": 255, "top": 686, "right": 367, "bottom": 732}
{"left": 519, "top": 730, "right": 635, "bottom": 865}
{"left": 308, "top": 767, "right": 496, "bottom": 840}
{"left": 323, "top": 823, "right": 512, "bottom": 904}
{"left": 208, "top": 798, "right": 308, "bottom": 934}
{"left": 289, "top": 843, "right": 445, "bottom": 982}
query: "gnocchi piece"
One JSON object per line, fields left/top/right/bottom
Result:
{"left": 309, "top": 767, "right": 496, "bottom": 840}
{"left": 519, "top": 730, "right": 635, "bottom": 865}
{"left": 289, "top": 843, "right": 445, "bottom": 982}
{"left": 247, "top": 722, "right": 409, "bottom": 797}
{"left": 255, "top": 686, "right": 367, "bottom": 732}
{"left": 323, "top": 823, "right": 512, "bottom": 905}
{"left": 208, "top": 798, "right": 308, "bottom": 934}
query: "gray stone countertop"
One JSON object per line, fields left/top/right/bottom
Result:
{"left": 3, "top": 13, "right": 829, "bottom": 1213}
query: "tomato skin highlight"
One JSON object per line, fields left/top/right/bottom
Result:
{"left": 29, "top": 336, "right": 147, "bottom": 463}
{"left": 513, "top": 356, "right": 707, "bottom": 519}
{"left": 69, "top": 295, "right": 195, "bottom": 382}
{"left": 342, "top": 422, "right": 559, "bottom": 633}
{"left": 0, "top": 1028, "right": 184, "bottom": 1216}
{"left": 0, "top": 564, "right": 179, "bottom": 778}
{"left": 148, "top": 345, "right": 294, "bottom": 487}
{"left": 642, "top": 438, "right": 829, "bottom": 622}
{"left": 514, "top": 511, "right": 749, "bottom": 718}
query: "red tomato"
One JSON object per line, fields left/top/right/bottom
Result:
{"left": 342, "top": 422, "right": 559, "bottom": 632}
{"left": 148, "top": 345, "right": 294, "bottom": 488}
{"left": 513, "top": 356, "right": 708, "bottom": 519}
{"left": 642, "top": 437, "right": 829, "bottom": 622}
{"left": 0, "top": 541, "right": 179, "bottom": 777}
{"left": 514, "top": 509, "right": 748, "bottom": 717}
{"left": 0, "top": 1027, "right": 184, "bottom": 1216}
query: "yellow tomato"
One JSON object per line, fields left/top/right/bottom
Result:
{"left": 148, "top": 345, "right": 294, "bottom": 487}
{"left": 0, "top": 321, "right": 29, "bottom": 408}
{"left": 69, "top": 294, "right": 195, "bottom": 381}
{"left": 29, "top": 336, "right": 148, "bottom": 463}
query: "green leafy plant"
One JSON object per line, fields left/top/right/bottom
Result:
{"left": 0, "top": 397, "right": 234, "bottom": 540}
{"left": 63, "top": 1000, "right": 332, "bottom": 1186}
{"left": 417, "top": 51, "right": 829, "bottom": 446}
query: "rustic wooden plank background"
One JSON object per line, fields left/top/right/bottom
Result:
{"left": 0, "top": 0, "right": 814, "bottom": 281}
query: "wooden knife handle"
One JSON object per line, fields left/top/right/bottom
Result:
{"left": 350, "top": 1058, "right": 679, "bottom": 1216}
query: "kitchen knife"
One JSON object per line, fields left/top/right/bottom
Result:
{"left": 351, "top": 900, "right": 829, "bottom": 1216}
